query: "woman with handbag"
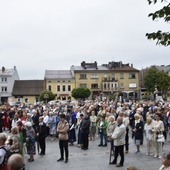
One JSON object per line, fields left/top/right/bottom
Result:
{"left": 152, "top": 112, "right": 165, "bottom": 159}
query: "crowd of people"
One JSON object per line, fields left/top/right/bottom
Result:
{"left": 0, "top": 98, "right": 170, "bottom": 169}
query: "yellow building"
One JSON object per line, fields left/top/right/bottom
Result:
{"left": 72, "top": 61, "right": 139, "bottom": 100}
{"left": 44, "top": 70, "right": 75, "bottom": 101}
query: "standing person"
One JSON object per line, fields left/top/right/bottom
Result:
{"left": 97, "top": 116, "right": 108, "bottom": 147}
{"left": 89, "top": 111, "right": 97, "bottom": 141}
{"left": 159, "top": 152, "right": 170, "bottom": 170}
{"left": 107, "top": 116, "right": 116, "bottom": 156}
{"left": 144, "top": 117, "right": 154, "bottom": 156}
{"left": 8, "top": 108, "right": 15, "bottom": 132}
{"left": 57, "top": 114, "right": 69, "bottom": 163}
{"left": 110, "top": 117, "right": 126, "bottom": 167}
{"left": 68, "top": 109, "right": 76, "bottom": 146}
{"left": 77, "top": 114, "right": 84, "bottom": 147}
{"left": 152, "top": 113, "right": 164, "bottom": 159}
{"left": 0, "top": 133, "right": 8, "bottom": 170}
{"left": 132, "top": 113, "right": 144, "bottom": 156}
{"left": 0, "top": 109, "right": 5, "bottom": 133}
{"left": 37, "top": 117, "right": 47, "bottom": 156}
{"left": 32, "top": 109, "right": 39, "bottom": 134}
{"left": 48, "top": 112, "right": 56, "bottom": 141}
{"left": 7, "top": 153, "right": 24, "bottom": 170}
{"left": 25, "top": 122, "right": 36, "bottom": 162}
{"left": 80, "top": 112, "right": 90, "bottom": 150}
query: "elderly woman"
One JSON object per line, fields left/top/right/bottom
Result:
{"left": 132, "top": 113, "right": 144, "bottom": 156}
{"left": 107, "top": 116, "right": 116, "bottom": 158}
{"left": 48, "top": 112, "right": 56, "bottom": 141}
{"left": 144, "top": 117, "right": 154, "bottom": 155}
{"left": 25, "top": 122, "right": 36, "bottom": 162}
{"left": 6, "top": 126, "right": 21, "bottom": 155}
{"left": 0, "top": 133, "right": 8, "bottom": 170}
{"left": 152, "top": 113, "right": 165, "bottom": 159}
{"left": 159, "top": 152, "right": 170, "bottom": 170}
{"left": 89, "top": 111, "right": 97, "bottom": 141}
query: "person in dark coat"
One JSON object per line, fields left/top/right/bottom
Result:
{"left": 32, "top": 109, "right": 40, "bottom": 134}
{"left": 132, "top": 113, "right": 144, "bottom": 156}
{"left": 37, "top": 116, "right": 47, "bottom": 156}
{"left": 80, "top": 112, "right": 90, "bottom": 150}
{"left": 68, "top": 109, "right": 76, "bottom": 145}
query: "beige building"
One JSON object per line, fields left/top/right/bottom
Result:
{"left": 44, "top": 70, "right": 75, "bottom": 101}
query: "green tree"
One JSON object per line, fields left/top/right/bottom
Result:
{"left": 39, "top": 90, "right": 55, "bottom": 102}
{"left": 144, "top": 68, "right": 170, "bottom": 97}
{"left": 146, "top": 0, "right": 170, "bottom": 46}
{"left": 71, "top": 87, "right": 91, "bottom": 100}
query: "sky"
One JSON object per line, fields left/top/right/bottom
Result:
{"left": 0, "top": 0, "right": 169, "bottom": 80}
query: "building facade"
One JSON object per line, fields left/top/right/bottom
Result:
{"left": 44, "top": 70, "right": 75, "bottom": 101}
{"left": 0, "top": 66, "right": 19, "bottom": 104}
{"left": 12, "top": 80, "right": 46, "bottom": 104}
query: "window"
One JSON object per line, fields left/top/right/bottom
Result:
{"left": 63, "top": 85, "right": 65, "bottom": 91}
{"left": 68, "top": 85, "right": 71, "bottom": 91}
{"left": 129, "top": 73, "right": 136, "bottom": 79}
{"left": 57, "top": 85, "right": 60, "bottom": 92}
{"left": 91, "top": 74, "right": 98, "bottom": 79}
{"left": 80, "top": 74, "right": 87, "bottom": 79}
{"left": 120, "top": 83, "right": 124, "bottom": 88}
{"left": 111, "top": 74, "right": 115, "bottom": 81}
{"left": 48, "top": 81, "right": 51, "bottom": 83}
{"left": 91, "top": 84, "right": 98, "bottom": 89}
{"left": 129, "top": 83, "right": 137, "bottom": 88}
{"left": 1, "top": 77, "right": 7, "bottom": 83}
{"left": 48, "top": 85, "right": 51, "bottom": 91}
{"left": 80, "top": 84, "right": 87, "bottom": 88}
{"left": 1, "top": 87, "right": 7, "bottom": 92}
{"left": 120, "top": 73, "right": 124, "bottom": 79}
{"left": 57, "top": 81, "right": 60, "bottom": 83}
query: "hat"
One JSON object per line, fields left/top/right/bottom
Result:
{"left": 25, "top": 122, "right": 32, "bottom": 127}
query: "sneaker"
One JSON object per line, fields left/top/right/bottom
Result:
{"left": 150, "top": 153, "right": 153, "bottom": 156}
{"left": 158, "top": 156, "right": 162, "bottom": 159}
{"left": 154, "top": 155, "right": 157, "bottom": 158}
{"left": 146, "top": 153, "right": 149, "bottom": 156}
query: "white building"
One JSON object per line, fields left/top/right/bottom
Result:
{"left": 0, "top": 66, "right": 19, "bottom": 104}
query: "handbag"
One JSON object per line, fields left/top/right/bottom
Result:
{"left": 157, "top": 134, "right": 165, "bottom": 142}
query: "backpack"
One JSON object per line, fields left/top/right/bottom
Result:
{"left": 0, "top": 146, "right": 11, "bottom": 167}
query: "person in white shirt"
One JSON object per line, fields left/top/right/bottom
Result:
{"left": 144, "top": 117, "right": 154, "bottom": 155}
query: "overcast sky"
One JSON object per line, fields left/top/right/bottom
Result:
{"left": 0, "top": 0, "right": 169, "bottom": 80}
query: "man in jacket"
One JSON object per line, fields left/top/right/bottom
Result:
{"left": 110, "top": 117, "right": 126, "bottom": 167}
{"left": 80, "top": 112, "right": 90, "bottom": 150}
{"left": 57, "top": 114, "right": 69, "bottom": 163}
{"left": 37, "top": 116, "right": 47, "bottom": 156}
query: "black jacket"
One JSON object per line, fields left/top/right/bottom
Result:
{"left": 37, "top": 122, "right": 47, "bottom": 139}
{"left": 80, "top": 117, "right": 90, "bottom": 134}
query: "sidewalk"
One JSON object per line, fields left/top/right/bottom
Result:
{"left": 24, "top": 135, "right": 169, "bottom": 170}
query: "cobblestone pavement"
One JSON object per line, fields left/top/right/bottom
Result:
{"left": 24, "top": 134, "right": 170, "bottom": 170}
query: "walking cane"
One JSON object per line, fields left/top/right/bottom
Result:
{"left": 109, "top": 141, "right": 112, "bottom": 164}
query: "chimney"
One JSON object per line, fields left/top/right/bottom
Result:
{"left": 131, "top": 64, "right": 133, "bottom": 68}
{"left": 81, "top": 61, "right": 86, "bottom": 68}
{"left": 94, "top": 61, "right": 97, "bottom": 67}
{"left": 2, "top": 66, "right": 5, "bottom": 72}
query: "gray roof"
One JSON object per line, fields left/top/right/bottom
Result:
{"left": 44, "top": 70, "right": 74, "bottom": 80}
{"left": 0, "top": 68, "right": 15, "bottom": 76}
{"left": 73, "top": 66, "right": 109, "bottom": 71}
{"left": 154, "top": 65, "right": 170, "bottom": 73}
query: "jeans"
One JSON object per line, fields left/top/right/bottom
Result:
{"left": 99, "top": 131, "right": 107, "bottom": 145}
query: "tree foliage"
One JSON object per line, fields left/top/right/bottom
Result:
{"left": 71, "top": 87, "right": 91, "bottom": 100}
{"left": 39, "top": 90, "right": 55, "bottom": 102}
{"left": 144, "top": 68, "right": 170, "bottom": 96}
{"left": 146, "top": 0, "right": 170, "bottom": 46}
